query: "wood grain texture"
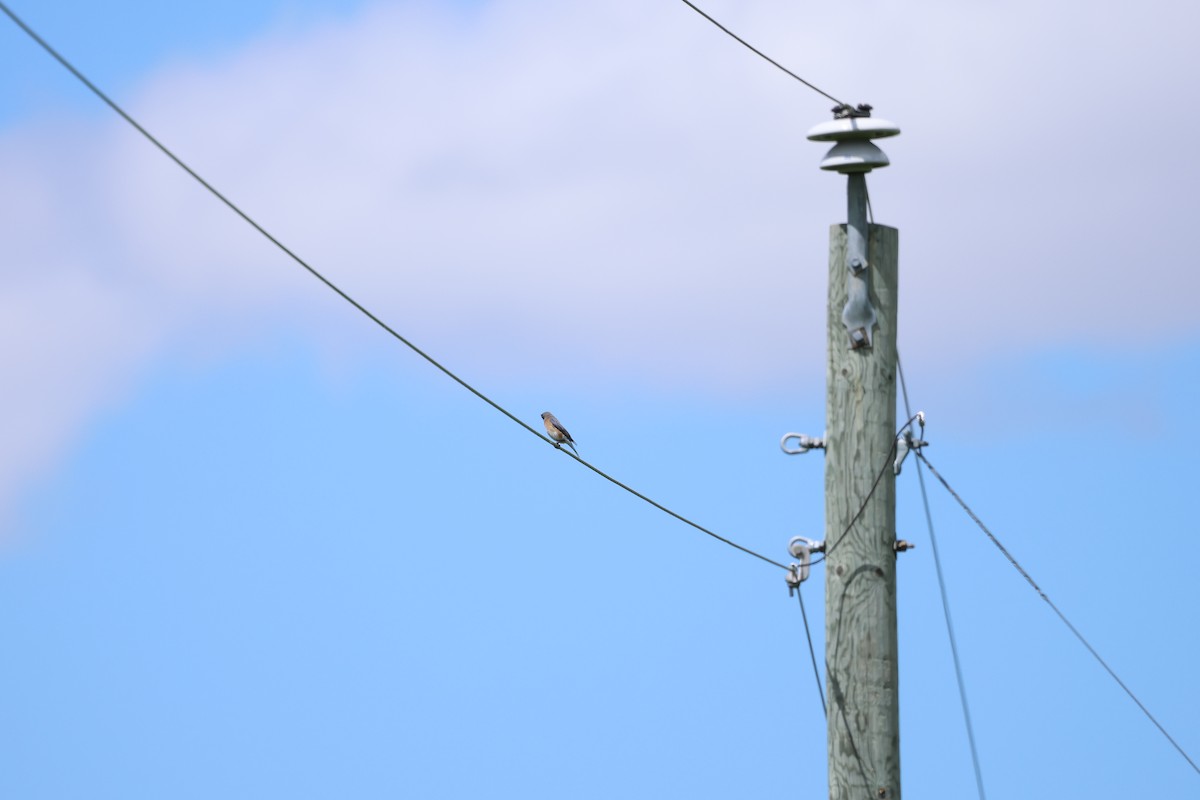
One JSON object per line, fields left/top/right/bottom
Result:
{"left": 825, "top": 223, "right": 900, "bottom": 800}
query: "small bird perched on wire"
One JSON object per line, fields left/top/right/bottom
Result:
{"left": 541, "top": 412, "right": 578, "bottom": 456}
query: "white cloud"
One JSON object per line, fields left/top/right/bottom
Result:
{"left": 0, "top": 269, "right": 167, "bottom": 527}
{"left": 2, "top": 0, "right": 1198, "bottom": 525}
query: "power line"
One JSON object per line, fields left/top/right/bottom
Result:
{"left": 795, "top": 585, "right": 876, "bottom": 799}
{"left": 0, "top": 0, "right": 789, "bottom": 575}
{"left": 915, "top": 449, "right": 1200, "bottom": 778}
{"left": 677, "top": 0, "right": 847, "bottom": 107}
{"left": 897, "top": 358, "right": 987, "bottom": 800}
{"left": 566, "top": 448, "right": 790, "bottom": 570}
{"left": 794, "top": 587, "right": 826, "bottom": 717}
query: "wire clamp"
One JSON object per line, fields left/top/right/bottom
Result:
{"left": 785, "top": 564, "right": 804, "bottom": 595}
{"left": 894, "top": 539, "right": 916, "bottom": 553}
{"left": 785, "top": 536, "right": 825, "bottom": 594}
{"left": 780, "top": 433, "right": 826, "bottom": 455}
{"left": 832, "top": 102, "right": 874, "bottom": 119}
{"left": 893, "top": 421, "right": 928, "bottom": 475}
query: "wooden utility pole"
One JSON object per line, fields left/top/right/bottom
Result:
{"left": 810, "top": 110, "right": 902, "bottom": 800}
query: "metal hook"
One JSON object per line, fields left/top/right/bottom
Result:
{"left": 785, "top": 536, "right": 825, "bottom": 593}
{"left": 780, "top": 433, "right": 826, "bottom": 455}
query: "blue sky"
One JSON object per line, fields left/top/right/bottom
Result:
{"left": 2, "top": 0, "right": 1198, "bottom": 798}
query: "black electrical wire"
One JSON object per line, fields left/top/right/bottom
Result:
{"left": 915, "top": 449, "right": 1200, "bottom": 778}
{"left": 677, "top": 0, "right": 847, "bottom": 106}
{"left": 794, "top": 587, "right": 826, "bottom": 717}
{"left": 0, "top": 0, "right": 790, "bottom": 574}
{"left": 897, "top": 358, "right": 987, "bottom": 800}
{"left": 567, "top": 448, "right": 790, "bottom": 570}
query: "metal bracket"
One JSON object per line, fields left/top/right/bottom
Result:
{"left": 785, "top": 536, "right": 826, "bottom": 594}
{"left": 894, "top": 539, "right": 916, "bottom": 553}
{"left": 844, "top": 172, "right": 875, "bottom": 349}
{"left": 780, "top": 433, "right": 826, "bottom": 455}
{"left": 893, "top": 428, "right": 929, "bottom": 475}
{"left": 843, "top": 267, "right": 876, "bottom": 349}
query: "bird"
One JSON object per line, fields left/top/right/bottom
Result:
{"left": 541, "top": 412, "right": 578, "bottom": 456}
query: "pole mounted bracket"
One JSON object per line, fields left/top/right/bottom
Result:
{"left": 807, "top": 108, "right": 900, "bottom": 349}
{"left": 785, "top": 564, "right": 805, "bottom": 594}
{"left": 780, "top": 432, "right": 826, "bottom": 455}
{"left": 843, "top": 231, "right": 877, "bottom": 350}
{"left": 893, "top": 427, "right": 929, "bottom": 475}
{"left": 785, "top": 536, "right": 826, "bottom": 594}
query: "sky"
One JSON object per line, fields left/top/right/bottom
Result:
{"left": 1, "top": 0, "right": 1198, "bottom": 797}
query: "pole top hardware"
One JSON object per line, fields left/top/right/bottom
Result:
{"left": 831, "top": 103, "right": 875, "bottom": 120}
{"left": 780, "top": 432, "right": 826, "bottom": 455}
{"left": 807, "top": 107, "right": 900, "bottom": 174}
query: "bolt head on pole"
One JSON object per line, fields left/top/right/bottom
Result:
{"left": 807, "top": 116, "right": 900, "bottom": 174}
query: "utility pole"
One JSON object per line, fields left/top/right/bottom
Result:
{"left": 811, "top": 107, "right": 901, "bottom": 800}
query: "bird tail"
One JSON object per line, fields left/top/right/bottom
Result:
{"left": 565, "top": 442, "right": 579, "bottom": 457}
